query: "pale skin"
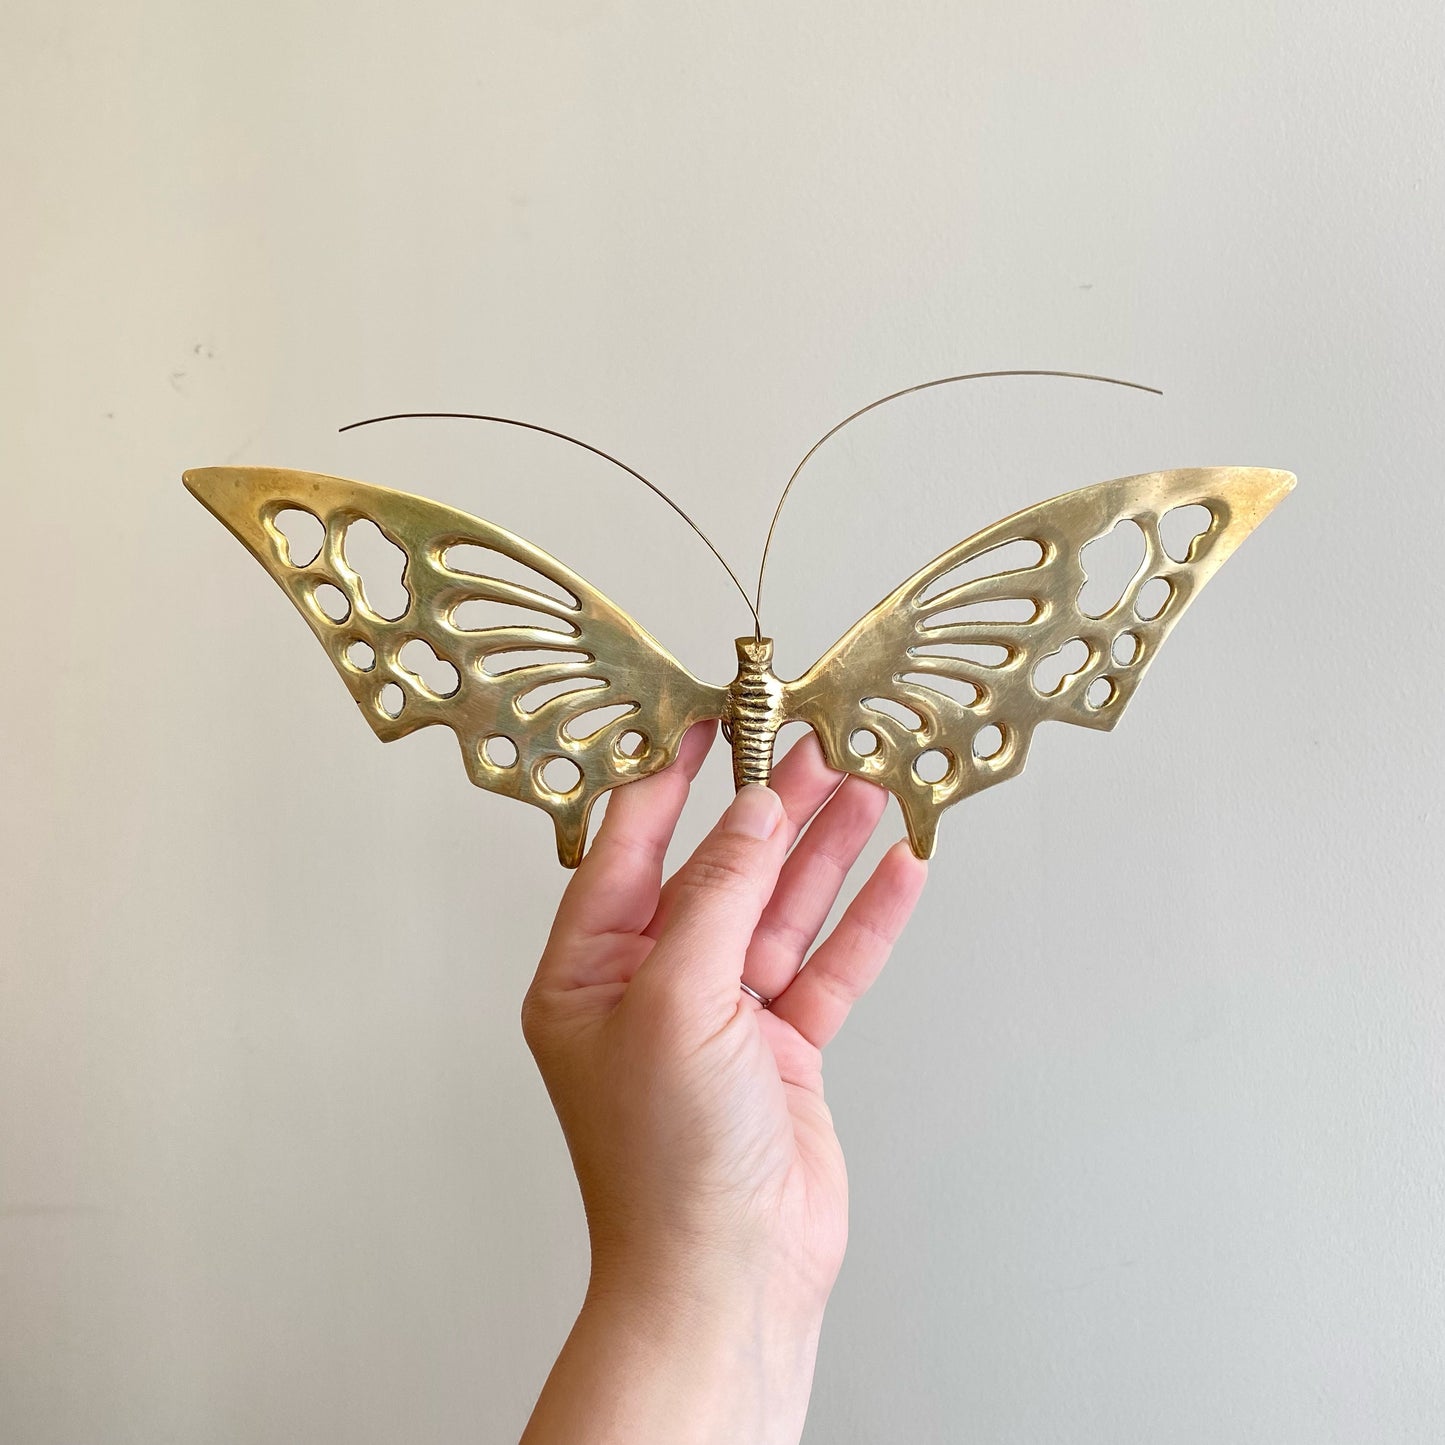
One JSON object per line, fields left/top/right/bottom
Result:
{"left": 520, "top": 723, "right": 929, "bottom": 1444}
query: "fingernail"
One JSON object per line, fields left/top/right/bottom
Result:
{"left": 724, "top": 785, "right": 784, "bottom": 839}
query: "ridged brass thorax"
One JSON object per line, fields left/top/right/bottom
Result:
{"left": 724, "top": 637, "right": 786, "bottom": 788}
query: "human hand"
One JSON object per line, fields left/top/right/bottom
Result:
{"left": 520, "top": 724, "right": 927, "bottom": 1445}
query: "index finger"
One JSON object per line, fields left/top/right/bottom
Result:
{"left": 642, "top": 729, "right": 842, "bottom": 941}
{"left": 545, "top": 721, "right": 716, "bottom": 955}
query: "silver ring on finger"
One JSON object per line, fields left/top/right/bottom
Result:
{"left": 739, "top": 980, "right": 773, "bottom": 1009}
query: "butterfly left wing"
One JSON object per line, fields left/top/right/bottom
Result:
{"left": 185, "top": 466, "right": 727, "bottom": 865}
{"left": 784, "top": 466, "right": 1295, "bottom": 858}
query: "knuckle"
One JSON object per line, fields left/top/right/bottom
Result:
{"left": 681, "top": 840, "right": 758, "bottom": 897}
{"left": 811, "top": 964, "right": 858, "bottom": 1010}
{"left": 753, "top": 911, "right": 814, "bottom": 958}
{"left": 850, "top": 911, "right": 898, "bottom": 951}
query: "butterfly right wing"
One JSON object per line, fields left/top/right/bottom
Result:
{"left": 784, "top": 467, "right": 1295, "bottom": 858}
{"left": 185, "top": 466, "right": 727, "bottom": 865}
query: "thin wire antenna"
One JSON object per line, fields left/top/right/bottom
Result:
{"left": 340, "top": 411, "right": 760, "bottom": 633}
{"left": 753, "top": 369, "right": 1164, "bottom": 623}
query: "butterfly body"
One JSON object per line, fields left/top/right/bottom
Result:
{"left": 185, "top": 461, "right": 1293, "bottom": 867}
{"left": 724, "top": 637, "right": 788, "bottom": 788}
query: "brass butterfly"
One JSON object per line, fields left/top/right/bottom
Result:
{"left": 184, "top": 374, "right": 1293, "bottom": 866}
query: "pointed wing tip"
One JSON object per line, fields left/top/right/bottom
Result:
{"left": 182, "top": 466, "right": 232, "bottom": 511}
{"left": 1264, "top": 467, "right": 1298, "bottom": 501}
{"left": 1235, "top": 466, "right": 1296, "bottom": 513}
{"left": 1243, "top": 468, "right": 1297, "bottom": 529}
{"left": 1192, "top": 466, "right": 1294, "bottom": 531}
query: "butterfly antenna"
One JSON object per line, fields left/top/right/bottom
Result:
{"left": 340, "top": 411, "right": 761, "bottom": 634}
{"left": 753, "top": 369, "right": 1163, "bottom": 622}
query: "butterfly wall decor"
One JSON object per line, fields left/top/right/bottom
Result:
{"left": 184, "top": 371, "right": 1294, "bottom": 867}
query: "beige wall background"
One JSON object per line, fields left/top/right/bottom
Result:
{"left": 4, "top": 2, "right": 1442, "bottom": 1441}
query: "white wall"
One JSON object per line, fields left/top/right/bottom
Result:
{"left": 3, "top": 3, "right": 1442, "bottom": 1440}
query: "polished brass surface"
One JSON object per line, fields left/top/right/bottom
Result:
{"left": 184, "top": 467, "right": 725, "bottom": 866}
{"left": 725, "top": 637, "right": 788, "bottom": 788}
{"left": 783, "top": 466, "right": 1295, "bottom": 857}
{"left": 185, "top": 464, "right": 1293, "bottom": 866}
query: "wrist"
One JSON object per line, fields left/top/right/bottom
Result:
{"left": 575, "top": 1268, "right": 827, "bottom": 1445}
{"left": 587, "top": 1229, "right": 836, "bottom": 1328}
{"left": 523, "top": 1246, "right": 830, "bottom": 1445}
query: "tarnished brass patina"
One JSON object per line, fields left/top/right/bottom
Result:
{"left": 185, "top": 463, "right": 1293, "bottom": 865}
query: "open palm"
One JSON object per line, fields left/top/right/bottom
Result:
{"left": 521, "top": 722, "right": 928, "bottom": 1304}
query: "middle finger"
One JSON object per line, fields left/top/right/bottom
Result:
{"left": 740, "top": 774, "right": 889, "bottom": 1002}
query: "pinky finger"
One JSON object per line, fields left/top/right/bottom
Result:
{"left": 768, "top": 840, "right": 928, "bottom": 1049}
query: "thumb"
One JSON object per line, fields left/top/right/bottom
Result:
{"left": 628, "top": 785, "right": 789, "bottom": 1022}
